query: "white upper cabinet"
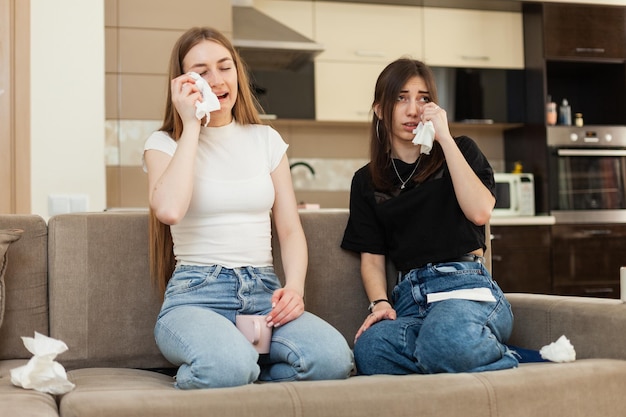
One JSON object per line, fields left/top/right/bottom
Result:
{"left": 315, "top": 61, "right": 386, "bottom": 122}
{"left": 423, "top": 8, "right": 524, "bottom": 69}
{"left": 314, "top": 2, "right": 423, "bottom": 63}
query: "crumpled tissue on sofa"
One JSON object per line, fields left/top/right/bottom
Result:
{"left": 540, "top": 335, "right": 576, "bottom": 363}
{"left": 10, "top": 332, "right": 75, "bottom": 394}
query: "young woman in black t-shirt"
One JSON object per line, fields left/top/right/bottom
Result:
{"left": 341, "top": 58, "right": 519, "bottom": 375}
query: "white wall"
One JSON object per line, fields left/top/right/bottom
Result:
{"left": 30, "top": 0, "right": 105, "bottom": 218}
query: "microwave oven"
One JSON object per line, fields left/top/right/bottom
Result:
{"left": 492, "top": 173, "right": 535, "bottom": 217}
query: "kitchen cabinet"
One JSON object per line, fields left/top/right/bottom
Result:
{"left": 314, "top": 61, "right": 385, "bottom": 122}
{"left": 423, "top": 8, "right": 524, "bottom": 69}
{"left": 551, "top": 224, "right": 626, "bottom": 299}
{"left": 543, "top": 3, "right": 626, "bottom": 60}
{"left": 313, "top": 2, "right": 422, "bottom": 64}
{"left": 490, "top": 225, "right": 552, "bottom": 294}
{"left": 521, "top": 2, "right": 626, "bottom": 125}
{"left": 313, "top": 1, "right": 422, "bottom": 122}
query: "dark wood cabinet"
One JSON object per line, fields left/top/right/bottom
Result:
{"left": 543, "top": 4, "right": 626, "bottom": 60}
{"left": 551, "top": 224, "right": 626, "bottom": 299}
{"left": 490, "top": 225, "right": 552, "bottom": 294}
{"left": 520, "top": 3, "right": 626, "bottom": 126}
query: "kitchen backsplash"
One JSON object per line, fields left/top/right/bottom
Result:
{"left": 106, "top": 119, "right": 506, "bottom": 209}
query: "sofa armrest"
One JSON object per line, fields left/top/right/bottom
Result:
{"left": 507, "top": 293, "right": 626, "bottom": 360}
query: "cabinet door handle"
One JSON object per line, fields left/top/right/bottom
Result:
{"left": 575, "top": 47, "right": 605, "bottom": 54}
{"left": 583, "top": 287, "right": 614, "bottom": 294}
{"left": 460, "top": 55, "right": 490, "bottom": 61}
{"left": 491, "top": 234, "right": 501, "bottom": 241}
{"left": 354, "top": 50, "right": 385, "bottom": 58}
{"left": 581, "top": 229, "right": 612, "bottom": 236}
{"left": 492, "top": 255, "right": 502, "bottom": 262}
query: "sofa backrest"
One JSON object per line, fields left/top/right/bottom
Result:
{"left": 273, "top": 209, "right": 377, "bottom": 347}
{"left": 8, "top": 209, "right": 490, "bottom": 370}
{"left": 47, "top": 210, "right": 373, "bottom": 370}
{"left": 0, "top": 215, "right": 48, "bottom": 360}
{"left": 47, "top": 212, "right": 168, "bottom": 370}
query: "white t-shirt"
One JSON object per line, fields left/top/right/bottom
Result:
{"left": 143, "top": 121, "right": 288, "bottom": 268}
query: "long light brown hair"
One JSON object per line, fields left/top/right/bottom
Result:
{"left": 369, "top": 58, "right": 445, "bottom": 192}
{"left": 149, "top": 27, "right": 263, "bottom": 296}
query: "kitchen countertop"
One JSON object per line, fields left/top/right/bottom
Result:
{"left": 489, "top": 215, "right": 556, "bottom": 226}
{"left": 301, "top": 209, "right": 557, "bottom": 226}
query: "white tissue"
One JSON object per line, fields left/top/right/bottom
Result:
{"left": 10, "top": 332, "right": 75, "bottom": 394}
{"left": 412, "top": 121, "right": 435, "bottom": 154}
{"left": 427, "top": 288, "right": 496, "bottom": 303}
{"left": 539, "top": 335, "right": 576, "bottom": 363}
{"left": 188, "top": 72, "right": 220, "bottom": 126}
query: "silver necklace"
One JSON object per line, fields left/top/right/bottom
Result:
{"left": 391, "top": 155, "right": 422, "bottom": 189}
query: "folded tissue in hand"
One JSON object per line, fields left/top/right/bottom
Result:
{"left": 412, "top": 121, "right": 435, "bottom": 155}
{"left": 540, "top": 335, "right": 576, "bottom": 363}
{"left": 188, "top": 71, "right": 220, "bottom": 126}
{"left": 10, "top": 332, "right": 75, "bottom": 394}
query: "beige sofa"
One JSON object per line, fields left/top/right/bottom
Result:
{"left": 1, "top": 210, "right": 626, "bottom": 417}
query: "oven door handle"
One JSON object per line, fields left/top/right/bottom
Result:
{"left": 557, "top": 149, "right": 626, "bottom": 157}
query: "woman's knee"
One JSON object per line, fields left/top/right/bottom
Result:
{"left": 270, "top": 313, "right": 353, "bottom": 381}
{"left": 175, "top": 350, "right": 260, "bottom": 389}
{"left": 353, "top": 323, "right": 395, "bottom": 374}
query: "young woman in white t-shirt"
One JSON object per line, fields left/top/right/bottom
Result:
{"left": 143, "top": 27, "right": 353, "bottom": 389}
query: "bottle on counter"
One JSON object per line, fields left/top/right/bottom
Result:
{"left": 559, "top": 99, "right": 572, "bottom": 126}
{"left": 575, "top": 113, "right": 584, "bottom": 127}
{"left": 546, "top": 97, "right": 557, "bottom": 126}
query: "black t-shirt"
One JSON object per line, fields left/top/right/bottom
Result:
{"left": 341, "top": 136, "right": 495, "bottom": 272}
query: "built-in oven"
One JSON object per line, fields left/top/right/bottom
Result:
{"left": 547, "top": 126, "right": 626, "bottom": 223}
{"left": 547, "top": 126, "right": 626, "bottom": 298}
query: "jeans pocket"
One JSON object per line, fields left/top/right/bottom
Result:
{"left": 166, "top": 267, "right": 216, "bottom": 296}
{"left": 250, "top": 267, "right": 281, "bottom": 295}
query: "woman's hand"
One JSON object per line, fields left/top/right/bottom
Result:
{"left": 354, "top": 304, "right": 396, "bottom": 343}
{"left": 266, "top": 287, "right": 305, "bottom": 328}
{"left": 170, "top": 74, "right": 202, "bottom": 127}
{"left": 421, "top": 103, "right": 453, "bottom": 145}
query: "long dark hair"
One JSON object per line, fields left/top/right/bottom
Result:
{"left": 150, "top": 27, "right": 263, "bottom": 297}
{"left": 369, "top": 58, "right": 445, "bottom": 192}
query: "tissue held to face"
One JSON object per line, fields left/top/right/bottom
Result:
{"left": 182, "top": 39, "right": 238, "bottom": 127}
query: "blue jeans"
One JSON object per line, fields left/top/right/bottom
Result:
{"left": 155, "top": 265, "right": 354, "bottom": 389}
{"left": 354, "top": 261, "right": 519, "bottom": 375}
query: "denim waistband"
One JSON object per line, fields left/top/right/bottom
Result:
{"left": 398, "top": 254, "right": 484, "bottom": 281}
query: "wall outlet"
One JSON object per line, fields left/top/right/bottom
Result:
{"left": 48, "top": 194, "right": 89, "bottom": 217}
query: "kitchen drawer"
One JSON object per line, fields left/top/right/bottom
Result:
{"left": 490, "top": 225, "right": 551, "bottom": 250}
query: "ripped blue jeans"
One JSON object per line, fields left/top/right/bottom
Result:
{"left": 354, "top": 261, "right": 519, "bottom": 375}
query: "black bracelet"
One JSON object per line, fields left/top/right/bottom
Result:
{"left": 368, "top": 299, "right": 391, "bottom": 312}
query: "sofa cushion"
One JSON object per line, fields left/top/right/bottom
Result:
{"left": 0, "top": 216, "right": 48, "bottom": 360}
{"left": 0, "top": 229, "right": 23, "bottom": 328}
{"left": 59, "top": 359, "right": 626, "bottom": 417}
{"left": 0, "top": 360, "right": 59, "bottom": 417}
